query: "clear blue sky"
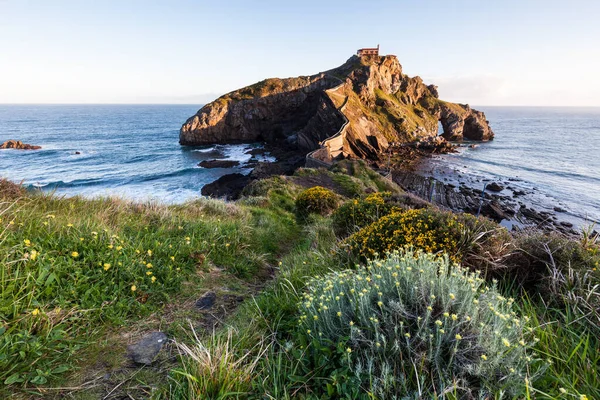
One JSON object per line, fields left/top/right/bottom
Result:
{"left": 1, "top": 0, "right": 599, "bottom": 105}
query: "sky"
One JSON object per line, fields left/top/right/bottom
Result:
{"left": 1, "top": 0, "right": 599, "bottom": 106}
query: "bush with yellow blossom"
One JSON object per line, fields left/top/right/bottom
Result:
{"left": 295, "top": 186, "right": 338, "bottom": 218}
{"left": 331, "top": 192, "right": 402, "bottom": 237}
{"left": 296, "top": 249, "right": 542, "bottom": 398}
{"left": 344, "top": 208, "right": 464, "bottom": 262}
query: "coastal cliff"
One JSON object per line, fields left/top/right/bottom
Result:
{"left": 180, "top": 55, "right": 493, "bottom": 162}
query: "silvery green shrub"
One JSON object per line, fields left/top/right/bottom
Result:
{"left": 297, "top": 248, "right": 541, "bottom": 398}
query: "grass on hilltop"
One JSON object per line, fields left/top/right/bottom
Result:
{"left": 1, "top": 158, "right": 599, "bottom": 399}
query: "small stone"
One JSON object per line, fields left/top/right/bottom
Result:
{"left": 127, "top": 332, "right": 168, "bottom": 365}
{"left": 553, "top": 206, "right": 566, "bottom": 212}
{"left": 196, "top": 291, "right": 217, "bottom": 310}
{"left": 486, "top": 182, "right": 504, "bottom": 192}
{"left": 560, "top": 221, "right": 573, "bottom": 228}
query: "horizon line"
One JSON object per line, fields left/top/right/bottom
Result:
{"left": 2, "top": 103, "right": 600, "bottom": 108}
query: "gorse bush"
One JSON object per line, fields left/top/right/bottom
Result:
{"left": 331, "top": 192, "right": 400, "bottom": 237}
{"left": 345, "top": 208, "right": 464, "bottom": 262}
{"left": 297, "top": 249, "right": 540, "bottom": 398}
{"left": 295, "top": 186, "right": 338, "bottom": 217}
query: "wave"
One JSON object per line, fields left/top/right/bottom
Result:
{"left": 463, "top": 158, "right": 600, "bottom": 184}
{"left": 191, "top": 146, "right": 217, "bottom": 153}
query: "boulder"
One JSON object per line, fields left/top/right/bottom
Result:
{"left": 201, "top": 173, "right": 250, "bottom": 200}
{"left": 127, "top": 332, "right": 168, "bottom": 365}
{"left": 0, "top": 140, "right": 41, "bottom": 150}
{"left": 198, "top": 160, "right": 240, "bottom": 168}
{"left": 486, "top": 182, "right": 504, "bottom": 192}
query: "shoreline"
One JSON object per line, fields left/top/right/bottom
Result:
{"left": 392, "top": 148, "right": 598, "bottom": 235}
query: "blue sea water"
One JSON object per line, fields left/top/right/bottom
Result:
{"left": 0, "top": 104, "right": 274, "bottom": 203}
{"left": 0, "top": 105, "right": 599, "bottom": 226}
{"left": 425, "top": 106, "right": 600, "bottom": 227}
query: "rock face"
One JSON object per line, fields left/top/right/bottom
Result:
{"left": 0, "top": 140, "right": 41, "bottom": 150}
{"left": 180, "top": 55, "right": 494, "bottom": 162}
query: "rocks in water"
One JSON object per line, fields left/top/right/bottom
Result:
{"left": 0, "top": 140, "right": 41, "bottom": 150}
{"left": 469, "top": 144, "right": 479, "bottom": 149}
{"left": 127, "top": 332, "right": 168, "bottom": 365}
{"left": 198, "top": 159, "right": 240, "bottom": 169}
{"left": 560, "top": 221, "right": 574, "bottom": 228}
{"left": 201, "top": 173, "right": 250, "bottom": 200}
{"left": 486, "top": 182, "right": 504, "bottom": 192}
{"left": 74, "top": 151, "right": 81, "bottom": 155}
{"left": 195, "top": 291, "right": 217, "bottom": 310}
{"left": 553, "top": 206, "right": 566, "bottom": 212}
{"left": 179, "top": 54, "right": 493, "bottom": 164}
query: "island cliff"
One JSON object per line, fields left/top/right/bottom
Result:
{"left": 180, "top": 54, "right": 493, "bottom": 163}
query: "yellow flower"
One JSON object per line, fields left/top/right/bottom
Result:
{"left": 455, "top": 334, "right": 462, "bottom": 340}
{"left": 24, "top": 239, "right": 31, "bottom": 246}
{"left": 146, "top": 271, "right": 153, "bottom": 276}
{"left": 337, "top": 311, "right": 342, "bottom": 317}
{"left": 30, "top": 250, "right": 38, "bottom": 260}
{"left": 559, "top": 388, "right": 567, "bottom": 394}
{"left": 71, "top": 251, "right": 79, "bottom": 258}
{"left": 346, "top": 347, "right": 352, "bottom": 353}
{"left": 451, "top": 314, "right": 458, "bottom": 321}
{"left": 31, "top": 308, "right": 40, "bottom": 316}
{"left": 449, "top": 293, "right": 455, "bottom": 300}
{"left": 151, "top": 276, "right": 157, "bottom": 283}
{"left": 67, "top": 223, "right": 73, "bottom": 227}
{"left": 170, "top": 256, "right": 175, "bottom": 261}
{"left": 481, "top": 354, "right": 488, "bottom": 361}
{"left": 131, "top": 285, "right": 137, "bottom": 292}
{"left": 146, "top": 263, "right": 153, "bottom": 268}
{"left": 502, "top": 338, "right": 511, "bottom": 347}
{"left": 103, "top": 263, "right": 111, "bottom": 271}
{"left": 377, "top": 301, "right": 383, "bottom": 307}
{"left": 307, "top": 330, "right": 311, "bottom": 334}
{"left": 80, "top": 237, "right": 84, "bottom": 241}
{"left": 443, "top": 312, "right": 450, "bottom": 318}
{"left": 147, "top": 250, "right": 152, "bottom": 256}
{"left": 108, "top": 245, "right": 113, "bottom": 249}
{"left": 225, "top": 243, "right": 230, "bottom": 247}
{"left": 404, "top": 333, "right": 411, "bottom": 338}
{"left": 116, "top": 246, "right": 123, "bottom": 251}
{"left": 435, "top": 320, "right": 443, "bottom": 326}
{"left": 349, "top": 321, "right": 354, "bottom": 326}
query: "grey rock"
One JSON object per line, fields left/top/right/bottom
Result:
{"left": 486, "top": 182, "right": 504, "bottom": 192}
{"left": 196, "top": 291, "right": 217, "bottom": 310}
{"left": 128, "top": 332, "right": 168, "bottom": 365}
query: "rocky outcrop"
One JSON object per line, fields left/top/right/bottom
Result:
{"left": 198, "top": 160, "right": 240, "bottom": 169}
{"left": 1, "top": 140, "right": 41, "bottom": 150}
{"left": 180, "top": 54, "right": 494, "bottom": 162}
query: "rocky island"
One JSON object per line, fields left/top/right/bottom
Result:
{"left": 180, "top": 52, "right": 493, "bottom": 168}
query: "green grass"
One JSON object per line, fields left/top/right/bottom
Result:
{"left": 2, "top": 161, "right": 599, "bottom": 399}
{"left": 0, "top": 183, "right": 300, "bottom": 393}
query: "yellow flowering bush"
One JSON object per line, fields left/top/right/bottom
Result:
{"left": 295, "top": 186, "right": 338, "bottom": 217}
{"left": 297, "top": 249, "right": 541, "bottom": 398}
{"left": 331, "top": 192, "right": 402, "bottom": 237}
{"left": 345, "top": 208, "right": 464, "bottom": 262}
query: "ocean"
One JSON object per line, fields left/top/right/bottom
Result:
{"left": 0, "top": 104, "right": 274, "bottom": 203}
{"left": 1, "top": 105, "right": 599, "bottom": 227}
{"left": 422, "top": 106, "right": 600, "bottom": 228}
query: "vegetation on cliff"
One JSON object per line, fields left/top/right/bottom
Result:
{"left": 180, "top": 55, "right": 494, "bottom": 164}
{"left": 1, "top": 160, "right": 598, "bottom": 398}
